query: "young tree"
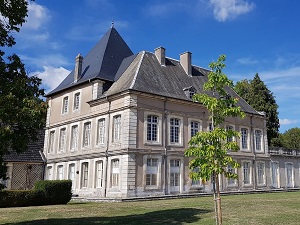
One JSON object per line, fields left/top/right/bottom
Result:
{"left": 185, "top": 55, "right": 245, "bottom": 225}
{"left": 0, "top": 0, "right": 47, "bottom": 188}
{"left": 280, "top": 127, "right": 300, "bottom": 150}
{"left": 235, "top": 74, "right": 280, "bottom": 146}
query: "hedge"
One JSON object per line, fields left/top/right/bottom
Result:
{"left": 34, "top": 180, "right": 72, "bottom": 205}
{"left": 0, "top": 180, "right": 72, "bottom": 208}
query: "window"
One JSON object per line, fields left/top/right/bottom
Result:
{"left": 62, "top": 96, "right": 69, "bottom": 114}
{"left": 97, "top": 119, "right": 105, "bottom": 145}
{"left": 70, "top": 125, "right": 78, "bottom": 151}
{"left": 271, "top": 162, "right": 279, "bottom": 188}
{"left": 170, "top": 118, "right": 180, "bottom": 144}
{"left": 191, "top": 121, "right": 199, "bottom": 137}
{"left": 241, "top": 128, "right": 248, "bottom": 149}
{"left": 48, "top": 131, "right": 55, "bottom": 154}
{"left": 113, "top": 115, "right": 121, "bottom": 142}
{"left": 256, "top": 162, "right": 265, "bottom": 185}
{"left": 170, "top": 159, "right": 181, "bottom": 192}
{"left": 255, "top": 130, "right": 262, "bottom": 151}
{"left": 83, "top": 122, "right": 91, "bottom": 147}
{"left": 286, "top": 163, "right": 294, "bottom": 187}
{"left": 146, "top": 158, "right": 158, "bottom": 186}
{"left": 95, "top": 161, "right": 103, "bottom": 188}
{"left": 73, "top": 92, "right": 80, "bottom": 111}
{"left": 68, "top": 164, "right": 75, "bottom": 190}
{"left": 191, "top": 167, "right": 201, "bottom": 186}
{"left": 46, "top": 166, "right": 53, "bottom": 180}
{"left": 111, "top": 159, "right": 120, "bottom": 187}
{"left": 59, "top": 128, "right": 66, "bottom": 152}
{"left": 208, "top": 123, "right": 213, "bottom": 132}
{"left": 242, "top": 161, "right": 251, "bottom": 185}
{"left": 227, "top": 165, "right": 236, "bottom": 186}
{"left": 183, "top": 87, "right": 196, "bottom": 100}
{"left": 147, "top": 115, "right": 158, "bottom": 142}
{"left": 81, "top": 162, "right": 89, "bottom": 188}
{"left": 226, "top": 125, "right": 234, "bottom": 143}
{"left": 57, "top": 165, "right": 64, "bottom": 180}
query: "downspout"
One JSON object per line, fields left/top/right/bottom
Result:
{"left": 163, "top": 98, "right": 168, "bottom": 195}
{"left": 250, "top": 115, "right": 257, "bottom": 190}
{"left": 104, "top": 100, "right": 111, "bottom": 197}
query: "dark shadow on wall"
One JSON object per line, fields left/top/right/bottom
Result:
{"left": 3, "top": 207, "right": 212, "bottom": 225}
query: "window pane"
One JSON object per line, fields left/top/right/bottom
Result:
{"left": 170, "top": 118, "right": 180, "bottom": 143}
{"left": 241, "top": 128, "right": 248, "bottom": 149}
{"left": 97, "top": 119, "right": 105, "bottom": 144}
{"left": 191, "top": 121, "right": 199, "bottom": 137}
{"left": 83, "top": 122, "right": 91, "bottom": 147}
{"left": 147, "top": 115, "right": 158, "bottom": 141}
{"left": 71, "top": 125, "right": 78, "bottom": 151}
{"left": 113, "top": 115, "right": 121, "bottom": 142}
{"left": 81, "top": 163, "right": 89, "bottom": 188}
{"left": 74, "top": 92, "right": 80, "bottom": 110}
{"left": 255, "top": 130, "right": 262, "bottom": 151}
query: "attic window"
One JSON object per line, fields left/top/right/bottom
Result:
{"left": 183, "top": 86, "right": 196, "bottom": 100}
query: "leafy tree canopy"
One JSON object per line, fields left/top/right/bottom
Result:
{"left": 280, "top": 127, "right": 300, "bottom": 150}
{"left": 0, "top": 0, "right": 46, "bottom": 186}
{"left": 234, "top": 73, "right": 280, "bottom": 146}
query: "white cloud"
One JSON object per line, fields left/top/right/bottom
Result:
{"left": 23, "top": 2, "right": 50, "bottom": 30}
{"left": 279, "top": 118, "right": 299, "bottom": 126}
{"left": 20, "top": 54, "right": 71, "bottom": 68}
{"left": 210, "top": 0, "right": 255, "bottom": 22}
{"left": 236, "top": 57, "right": 258, "bottom": 65}
{"left": 32, "top": 66, "right": 70, "bottom": 92}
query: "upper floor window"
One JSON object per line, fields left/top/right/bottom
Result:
{"left": 113, "top": 115, "right": 121, "bottom": 142}
{"left": 147, "top": 115, "right": 158, "bottom": 142}
{"left": 83, "top": 122, "right": 91, "bottom": 147}
{"left": 241, "top": 128, "right": 248, "bottom": 149}
{"left": 70, "top": 125, "right": 78, "bottom": 151}
{"left": 97, "top": 118, "right": 105, "bottom": 145}
{"left": 59, "top": 128, "right": 66, "bottom": 152}
{"left": 255, "top": 130, "right": 262, "bottom": 151}
{"left": 170, "top": 118, "right": 180, "bottom": 144}
{"left": 183, "top": 86, "right": 196, "bottom": 100}
{"left": 48, "top": 131, "right": 55, "bottom": 154}
{"left": 226, "top": 125, "right": 234, "bottom": 143}
{"left": 191, "top": 121, "right": 199, "bottom": 137}
{"left": 73, "top": 92, "right": 80, "bottom": 111}
{"left": 62, "top": 96, "right": 69, "bottom": 114}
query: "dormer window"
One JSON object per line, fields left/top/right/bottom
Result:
{"left": 183, "top": 86, "right": 196, "bottom": 100}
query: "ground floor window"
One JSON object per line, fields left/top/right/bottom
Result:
{"left": 146, "top": 158, "right": 158, "bottom": 186}
{"left": 81, "top": 162, "right": 89, "bottom": 188}
{"left": 170, "top": 159, "right": 180, "bottom": 192}
{"left": 95, "top": 160, "right": 103, "bottom": 188}
{"left": 57, "top": 165, "right": 64, "bottom": 180}
{"left": 242, "top": 161, "right": 251, "bottom": 185}
{"left": 286, "top": 163, "right": 294, "bottom": 187}
{"left": 256, "top": 162, "right": 265, "bottom": 185}
{"left": 111, "top": 159, "right": 119, "bottom": 187}
{"left": 271, "top": 162, "right": 279, "bottom": 188}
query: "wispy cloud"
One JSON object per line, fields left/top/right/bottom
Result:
{"left": 236, "top": 57, "right": 258, "bottom": 65}
{"left": 31, "top": 66, "right": 70, "bottom": 92}
{"left": 209, "top": 0, "right": 255, "bottom": 22}
{"left": 20, "top": 54, "right": 71, "bottom": 69}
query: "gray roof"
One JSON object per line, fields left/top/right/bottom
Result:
{"left": 106, "top": 51, "right": 260, "bottom": 115}
{"left": 3, "top": 130, "right": 45, "bottom": 163}
{"left": 46, "top": 27, "right": 133, "bottom": 96}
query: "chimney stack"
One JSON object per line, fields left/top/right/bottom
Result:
{"left": 74, "top": 53, "right": 83, "bottom": 82}
{"left": 180, "top": 51, "right": 192, "bottom": 76}
{"left": 155, "top": 47, "right": 166, "bottom": 66}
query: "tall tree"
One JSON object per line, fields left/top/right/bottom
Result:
{"left": 0, "top": 0, "right": 47, "bottom": 188}
{"left": 185, "top": 55, "right": 245, "bottom": 225}
{"left": 280, "top": 127, "right": 300, "bottom": 150}
{"left": 235, "top": 74, "right": 280, "bottom": 146}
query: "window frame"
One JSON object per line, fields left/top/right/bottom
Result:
{"left": 111, "top": 158, "right": 120, "bottom": 188}
{"left": 96, "top": 118, "right": 106, "bottom": 146}
{"left": 58, "top": 127, "right": 67, "bottom": 153}
{"left": 82, "top": 121, "right": 92, "bottom": 148}
{"left": 285, "top": 162, "right": 294, "bottom": 188}
{"left": 95, "top": 160, "right": 104, "bottom": 188}
{"left": 242, "top": 161, "right": 252, "bottom": 186}
{"left": 168, "top": 115, "right": 183, "bottom": 146}
{"left": 48, "top": 130, "right": 55, "bottom": 154}
{"left": 61, "top": 95, "right": 69, "bottom": 115}
{"left": 143, "top": 155, "right": 162, "bottom": 190}
{"left": 73, "top": 91, "right": 81, "bottom": 112}
{"left": 144, "top": 112, "right": 162, "bottom": 145}
{"left": 57, "top": 165, "right": 64, "bottom": 180}
{"left": 112, "top": 115, "right": 121, "bottom": 143}
{"left": 240, "top": 127, "right": 250, "bottom": 151}
{"left": 254, "top": 129, "right": 263, "bottom": 152}
{"left": 70, "top": 124, "right": 79, "bottom": 152}
{"left": 81, "top": 162, "right": 89, "bottom": 188}
{"left": 256, "top": 161, "right": 266, "bottom": 186}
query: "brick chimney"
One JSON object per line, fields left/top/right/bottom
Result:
{"left": 180, "top": 51, "right": 192, "bottom": 76}
{"left": 155, "top": 47, "right": 166, "bottom": 66}
{"left": 74, "top": 53, "right": 83, "bottom": 82}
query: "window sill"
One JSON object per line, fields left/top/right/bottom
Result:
{"left": 144, "top": 142, "right": 162, "bottom": 146}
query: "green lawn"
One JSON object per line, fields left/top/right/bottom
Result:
{"left": 1, "top": 191, "right": 300, "bottom": 225}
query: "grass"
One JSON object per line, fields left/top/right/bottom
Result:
{"left": 1, "top": 191, "right": 300, "bottom": 225}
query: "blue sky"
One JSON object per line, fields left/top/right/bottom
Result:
{"left": 6, "top": 0, "right": 300, "bottom": 133}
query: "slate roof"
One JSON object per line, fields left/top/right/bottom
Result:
{"left": 3, "top": 130, "right": 45, "bottom": 163}
{"left": 106, "top": 51, "right": 260, "bottom": 115}
{"left": 46, "top": 27, "right": 133, "bottom": 96}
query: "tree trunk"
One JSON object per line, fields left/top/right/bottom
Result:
{"left": 215, "top": 173, "right": 222, "bottom": 225}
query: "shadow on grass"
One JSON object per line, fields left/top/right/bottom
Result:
{"left": 4, "top": 207, "right": 211, "bottom": 225}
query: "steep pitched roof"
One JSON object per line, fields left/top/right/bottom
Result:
{"left": 106, "top": 51, "right": 260, "bottom": 115}
{"left": 46, "top": 27, "right": 133, "bottom": 96}
{"left": 3, "top": 130, "right": 45, "bottom": 163}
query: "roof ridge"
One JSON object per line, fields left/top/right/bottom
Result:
{"left": 130, "top": 51, "right": 145, "bottom": 89}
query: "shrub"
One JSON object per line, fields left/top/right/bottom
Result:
{"left": 0, "top": 190, "right": 45, "bottom": 208}
{"left": 34, "top": 180, "right": 72, "bottom": 205}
